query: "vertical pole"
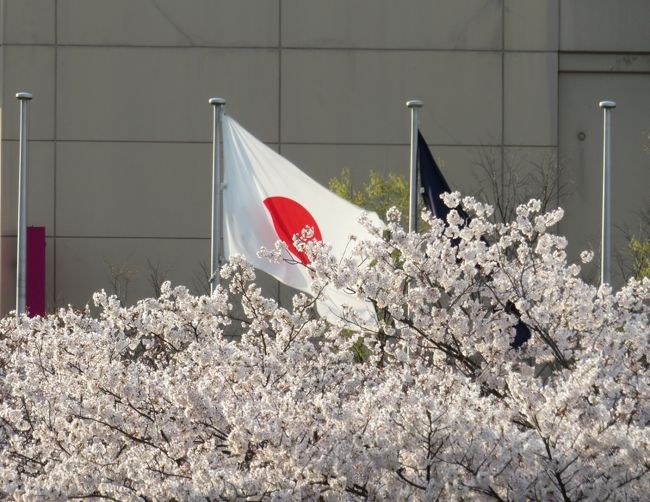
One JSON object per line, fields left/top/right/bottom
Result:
{"left": 15, "top": 92, "right": 32, "bottom": 316}
{"left": 598, "top": 100, "right": 616, "bottom": 286}
{"left": 406, "top": 100, "right": 423, "bottom": 233}
{"left": 209, "top": 97, "right": 226, "bottom": 294}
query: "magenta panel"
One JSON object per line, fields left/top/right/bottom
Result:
{"left": 27, "top": 226, "right": 46, "bottom": 317}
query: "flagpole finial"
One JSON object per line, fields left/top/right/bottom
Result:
{"left": 406, "top": 99, "right": 423, "bottom": 108}
{"left": 599, "top": 100, "right": 616, "bottom": 109}
{"left": 16, "top": 92, "right": 33, "bottom": 100}
{"left": 209, "top": 97, "right": 226, "bottom": 106}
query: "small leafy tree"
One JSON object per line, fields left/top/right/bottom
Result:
{"left": 330, "top": 168, "right": 409, "bottom": 222}
{"left": 630, "top": 236, "right": 650, "bottom": 278}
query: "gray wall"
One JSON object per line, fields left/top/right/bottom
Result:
{"left": 0, "top": 0, "right": 648, "bottom": 314}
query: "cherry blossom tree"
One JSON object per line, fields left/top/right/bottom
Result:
{"left": 1, "top": 195, "right": 648, "bottom": 500}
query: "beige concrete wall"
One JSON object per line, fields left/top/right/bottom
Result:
{"left": 0, "top": 0, "right": 648, "bottom": 314}
{"left": 559, "top": 71, "right": 650, "bottom": 277}
{"left": 557, "top": 0, "right": 650, "bottom": 279}
{"left": 560, "top": 0, "right": 650, "bottom": 52}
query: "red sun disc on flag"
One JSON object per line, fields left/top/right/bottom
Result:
{"left": 263, "top": 196, "right": 323, "bottom": 264}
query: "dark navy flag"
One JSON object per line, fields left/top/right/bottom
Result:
{"left": 418, "top": 131, "right": 469, "bottom": 223}
{"left": 417, "top": 131, "right": 531, "bottom": 348}
{"left": 506, "top": 301, "right": 532, "bottom": 349}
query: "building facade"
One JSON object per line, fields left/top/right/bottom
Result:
{"left": 1, "top": 0, "right": 649, "bottom": 314}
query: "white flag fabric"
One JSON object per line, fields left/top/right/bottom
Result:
{"left": 222, "top": 115, "right": 382, "bottom": 326}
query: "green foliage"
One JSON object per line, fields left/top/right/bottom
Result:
{"left": 630, "top": 236, "right": 650, "bottom": 279}
{"left": 338, "top": 327, "right": 372, "bottom": 362}
{"left": 351, "top": 337, "right": 372, "bottom": 363}
{"left": 627, "top": 132, "right": 650, "bottom": 279}
{"left": 330, "top": 168, "right": 409, "bottom": 222}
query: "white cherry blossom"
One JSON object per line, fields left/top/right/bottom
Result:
{"left": 1, "top": 197, "right": 648, "bottom": 500}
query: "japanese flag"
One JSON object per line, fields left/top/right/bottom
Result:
{"left": 222, "top": 115, "right": 382, "bottom": 327}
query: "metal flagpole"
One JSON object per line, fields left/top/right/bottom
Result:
{"left": 406, "top": 99, "right": 423, "bottom": 233}
{"left": 209, "top": 97, "right": 226, "bottom": 294}
{"left": 15, "top": 92, "right": 32, "bottom": 316}
{"left": 598, "top": 100, "right": 616, "bottom": 286}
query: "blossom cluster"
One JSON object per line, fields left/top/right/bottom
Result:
{"left": 1, "top": 196, "right": 648, "bottom": 500}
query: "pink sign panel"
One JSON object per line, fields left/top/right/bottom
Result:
{"left": 27, "top": 226, "right": 46, "bottom": 317}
